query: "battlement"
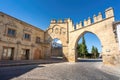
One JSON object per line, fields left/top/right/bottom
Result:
{"left": 50, "top": 18, "right": 72, "bottom": 24}
{"left": 73, "top": 7, "right": 114, "bottom": 31}
{"left": 50, "top": 7, "right": 114, "bottom": 31}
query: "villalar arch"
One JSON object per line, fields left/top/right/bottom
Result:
{"left": 0, "top": 7, "right": 120, "bottom": 66}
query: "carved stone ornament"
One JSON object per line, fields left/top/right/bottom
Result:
{"left": 5, "top": 21, "right": 17, "bottom": 28}
{"left": 55, "top": 28, "right": 59, "bottom": 34}
{"left": 48, "top": 28, "right": 53, "bottom": 34}
{"left": 61, "top": 28, "right": 66, "bottom": 35}
{"left": 23, "top": 27, "right": 32, "bottom": 33}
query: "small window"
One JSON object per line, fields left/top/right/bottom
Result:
{"left": 24, "top": 33, "right": 31, "bottom": 40}
{"left": 36, "top": 37, "right": 41, "bottom": 43}
{"left": 7, "top": 28, "right": 16, "bottom": 37}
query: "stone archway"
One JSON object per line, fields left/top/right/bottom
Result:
{"left": 75, "top": 31, "right": 102, "bottom": 59}
{"left": 68, "top": 18, "right": 118, "bottom": 64}
{"left": 68, "top": 18, "right": 119, "bottom": 65}
{"left": 46, "top": 22, "right": 69, "bottom": 61}
{"left": 46, "top": 7, "right": 120, "bottom": 65}
{"left": 51, "top": 38, "right": 63, "bottom": 57}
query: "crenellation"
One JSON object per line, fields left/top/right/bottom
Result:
{"left": 79, "top": 21, "right": 83, "bottom": 27}
{"left": 105, "top": 7, "right": 114, "bottom": 18}
{"left": 64, "top": 19, "right": 68, "bottom": 23}
{"left": 66, "top": 18, "right": 72, "bottom": 23}
{"left": 83, "top": 17, "right": 92, "bottom": 26}
{"left": 93, "top": 14, "right": 97, "bottom": 22}
{"left": 51, "top": 19, "right": 57, "bottom": 24}
{"left": 57, "top": 19, "right": 63, "bottom": 23}
{"left": 93, "top": 12, "right": 103, "bottom": 23}
{"left": 72, "top": 25, "right": 75, "bottom": 30}
{"left": 87, "top": 17, "right": 92, "bottom": 25}
{"left": 64, "top": 18, "right": 72, "bottom": 23}
{"left": 76, "top": 23, "right": 79, "bottom": 29}
{"left": 51, "top": 18, "right": 73, "bottom": 24}
{"left": 64, "top": 7, "right": 114, "bottom": 31}
{"left": 84, "top": 19, "right": 87, "bottom": 26}
{"left": 76, "top": 21, "right": 83, "bottom": 29}
{"left": 97, "top": 12, "right": 103, "bottom": 21}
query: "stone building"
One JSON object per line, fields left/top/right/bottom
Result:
{"left": 0, "top": 12, "right": 50, "bottom": 60}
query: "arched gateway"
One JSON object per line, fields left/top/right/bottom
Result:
{"left": 46, "top": 7, "right": 120, "bottom": 65}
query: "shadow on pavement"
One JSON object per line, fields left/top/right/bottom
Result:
{"left": 0, "top": 58, "right": 65, "bottom": 80}
{"left": 0, "top": 65, "right": 45, "bottom": 80}
{"left": 78, "top": 59, "right": 103, "bottom": 62}
{"left": 0, "top": 58, "right": 103, "bottom": 80}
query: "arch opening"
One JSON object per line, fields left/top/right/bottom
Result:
{"left": 51, "top": 38, "right": 63, "bottom": 59}
{"left": 75, "top": 32, "right": 102, "bottom": 61}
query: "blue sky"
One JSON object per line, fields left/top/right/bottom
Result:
{"left": 0, "top": 0, "right": 120, "bottom": 53}
{"left": 78, "top": 33, "right": 102, "bottom": 53}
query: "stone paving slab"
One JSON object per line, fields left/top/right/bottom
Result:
{"left": 99, "top": 64, "right": 120, "bottom": 77}
{"left": 0, "top": 58, "right": 120, "bottom": 79}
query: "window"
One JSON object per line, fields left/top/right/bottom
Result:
{"left": 36, "top": 37, "right": 41, "bottom": 43}
{"left": 7, "top": 28, "right": 16, "bottom": 37}
{"left": 2, "top": 47, "right": 14, "bottom": 60}
{"left": 24, "top": 33, "right": 31, "bottom": 40}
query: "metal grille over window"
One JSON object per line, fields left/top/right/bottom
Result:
{"left": 7, "top": 28, "right": 16, "bottom": 37}
{"left": 24, "top": 33, "right": 31, "bottom": 40}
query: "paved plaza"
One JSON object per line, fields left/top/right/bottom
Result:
{"left": 0, "top": 59, "right": 120, "bottom": 80}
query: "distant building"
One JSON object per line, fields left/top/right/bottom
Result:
{"left": 51, "top": 39, "right": 63, "bottom": 57}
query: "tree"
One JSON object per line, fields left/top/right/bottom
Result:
{"left": 91, "top": 46, "right": 95, "bottom": 54}
{"left": 81, "top": 36, "right": 88, "bottom": 58}
{"left": 95, "top": 47, "right": 99, "bottom": 58}
{"left": 77, "top": 36, "right": 88, "bottom": 58}
{"left": 77, "top": 43, "right": 82, "bottom": 57}
{"left": 91, "top": 46, "right": 99, "bottom": 58}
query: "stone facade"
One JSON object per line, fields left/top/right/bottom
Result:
{"left": 0, "top": 12, "right": 50, "bottom": 60}
{"left": 0, "top": 7, "right": 120, "bottom": 66}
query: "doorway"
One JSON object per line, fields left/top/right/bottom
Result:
{"left": 21, "top": 49, "right": 30, "bottom": 60}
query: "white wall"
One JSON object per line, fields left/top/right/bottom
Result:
{"left": 117, "top": 24, "right": 120, "bottom": 50}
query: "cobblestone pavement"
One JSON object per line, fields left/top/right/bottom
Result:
{"left": 0, "top": 59, "right": 120, "bottom": 80}
{"left": 0, "top": 58, "right": 64, "bottom": 67}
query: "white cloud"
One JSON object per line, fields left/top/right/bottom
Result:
{"left": 56, "top": 40, "right": 62, "bottom": 44}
